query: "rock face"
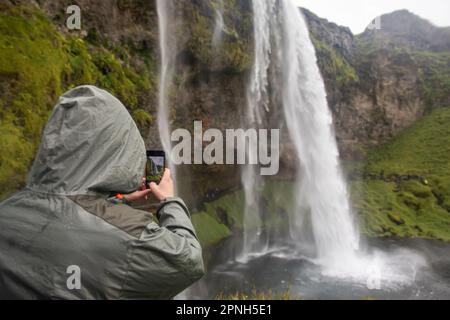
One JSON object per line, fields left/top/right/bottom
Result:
{"left": 302, "top": 9, "right": 354, "bottom": 60}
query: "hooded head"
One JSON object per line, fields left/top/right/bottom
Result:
{"left": 27, "top": 86, "right": 146, "bottom": 195}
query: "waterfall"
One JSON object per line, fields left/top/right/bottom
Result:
{"left": 157, "top": 0, "right": 188, "bottom": 300}
{"left": 242, "top": 0, "right": 359, "bottom": 265}
{"left": 279, "top": 0, "right": 360, "bottom": 262}
{"left": 212, "top": 1, "right": 225, "bottom": 50}
{"left": 156, "top": 0, "right": 177, "bottom": 184}
{"left": 239, "top": 0, "right": 277, "bottom": 259}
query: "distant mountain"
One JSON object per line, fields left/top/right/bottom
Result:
{"left": 358, "top": 10, "right": 450, "bottom": 52}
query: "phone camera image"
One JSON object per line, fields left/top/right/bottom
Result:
{"left": 146, "top": 151, "right": 165, "bottom": 186}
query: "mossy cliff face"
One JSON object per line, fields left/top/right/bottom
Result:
{"left": 0, "top": 1, "right": 156, "bottom": 200}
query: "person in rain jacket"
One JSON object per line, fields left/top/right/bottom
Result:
{"left": 0, "top": 85, "right": 205, "bottom": 299}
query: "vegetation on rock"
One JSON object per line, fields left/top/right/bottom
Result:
{"left": 311, "top": 35, "right": 358, "bottom": 87}
{"left": 0, "top": 4, "right": 154, "bottom": 200}
{"left": 351, "top": 107, "right": 450, "bottom": 241}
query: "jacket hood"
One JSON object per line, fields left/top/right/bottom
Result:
{"left": 27, "top": 85, "right": 146, "bottom": 195}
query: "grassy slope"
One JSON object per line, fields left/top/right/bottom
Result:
{"left": 351, "top": 107, "right": 450, "bottom": 241}
{"left": 0, "top": 5, "right": 154, "bottom": 200}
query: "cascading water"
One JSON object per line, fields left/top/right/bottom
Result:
{"left": 242, "top": 0, "right": 358, "bottom": 264}
{"left": 240, "top": 0, "right": 426, "bottom": 287}
{"left": 157, "top": 0, "right": 187, "bottom": 299}
{"left": 239, "top": 0, "right": 278, "bottom": 260}
{"left": 277, "top": 0, "right": 360, "bottom": 263}
{"left": 156, "top": 0, "right": 177, "bottom": 185}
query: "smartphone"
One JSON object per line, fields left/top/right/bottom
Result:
{"left": 146, "top": 150, "right": 165, "bottom": 188}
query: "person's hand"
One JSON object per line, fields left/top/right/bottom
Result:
{"left": 149, "top": 169, "right": 174, "bottom": 202}
{"left": 124, "top": 178, "right": 152, "bottom": 202}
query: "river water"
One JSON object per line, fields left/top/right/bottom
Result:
{"left": 187, "top": 237, "right": 450, "bottom": 300}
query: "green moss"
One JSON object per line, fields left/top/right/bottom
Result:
{"left": 132, "top": 109, "right": 154, "bottom": 127}
{"left": 179, "top": 0, "right": 253, "bottom": 72}
{"left": 413, "top": 51, "right": 450, "bottom": 111}
{"left": 311, "top": 35, "right": 359, "bottom": 87}
{"left": 203, "top": 190, "right": 246, "bottom": 229}
{"left": 64, "top": 38, "right": 152, "bottom": 109}
{"left": 351, "top": 107, "right": 450, "bottom": 241}
{"left": 190, "top": 190, "right": 246, "bottom": 248}
{"left": 191, "top": 212, "right": 231, "bottom": 247}
{"left": 0, "top": 4, "right": 155, "bottom": 200}
{"left": 0, "top": 6, "right": 66, "bottom": 199}
{"left": 0, "top": 119, "right": 34, "bottom": 198}
{"left": 366, "top": 107, "right": 450, "bottom": 177}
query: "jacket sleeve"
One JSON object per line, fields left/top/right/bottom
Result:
{"left": 120, "top": 197, "right": 205, "bottom": 299}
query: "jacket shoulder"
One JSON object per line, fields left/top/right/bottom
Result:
{"left": 67, "top": 195, "right": 153, "bottom": 238}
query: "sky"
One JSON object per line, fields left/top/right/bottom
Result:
{"left": 295, "top": 0, "right": 450, "bottom": 34}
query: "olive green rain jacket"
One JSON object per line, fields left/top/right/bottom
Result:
{"left": 0, "top": 85, "right": 204, "bottom": 299}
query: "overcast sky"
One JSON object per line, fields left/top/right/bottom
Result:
{"left": 295, "top": 0, "right": 450, "bottom": 34}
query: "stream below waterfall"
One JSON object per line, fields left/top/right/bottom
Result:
{"left": 186, "top": 237, "right": 450, "bottom": 300}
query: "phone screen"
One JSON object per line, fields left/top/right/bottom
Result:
{"left": 146, "top": 150, "right": 165, "bottom": 187}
